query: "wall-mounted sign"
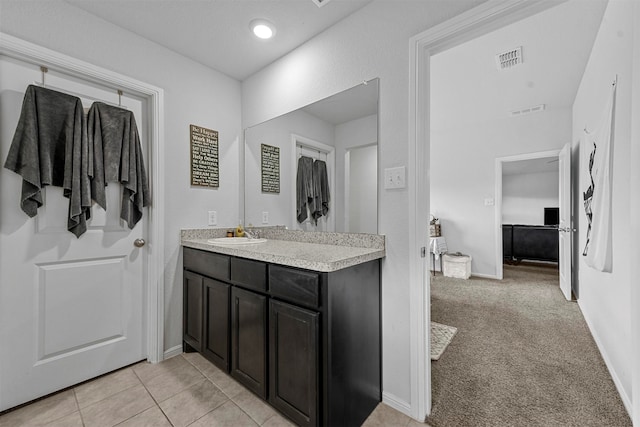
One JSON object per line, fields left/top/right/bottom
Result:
{"left": 190, "top": 124, "right": 219, "bottom": 188}
{"left": 261, "top": 144, "right": 280, "bottom": 193}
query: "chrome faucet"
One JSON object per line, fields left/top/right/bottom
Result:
{"left": 244, "top": 228, "right": 259, "bottom": 239}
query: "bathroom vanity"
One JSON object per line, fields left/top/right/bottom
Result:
{"left": 181, "top": 229, "right": 384, "bottom": 427}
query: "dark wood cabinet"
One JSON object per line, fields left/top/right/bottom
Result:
{"left": 269, "top": 299, "right": 319, "bottom": 427}
{"left": 183, "top": 246, "right": 380, "bottom": 427}
{"left": 203, "top": 278, "right": 230, "bottom": 370}
{"left": 503, "top": 224, "right": 559, "bottom": 263}
{"left": 183, "top": 270, "right": 203, "bottom": 352}
{"left": 231, "top": 286, "right": 268, "bottom": 399}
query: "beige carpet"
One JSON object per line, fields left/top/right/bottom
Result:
{"left": 430, "top": 321, "right": 457, "bottom": 360}
{"left": 428, "top": 264, "right": 631, "bottom": 427}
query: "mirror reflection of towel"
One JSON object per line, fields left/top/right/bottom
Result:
{"left": 296, "top": 156, "right": 314, "bottom": 223}
{"left": 3, "top": 85, "right": 91, "bottom": 237}
{"left": 312, "top": 159, "right": 330, "bottom": 223}
{"left": 87, "top": 102, "right": 151, "bottom": 229}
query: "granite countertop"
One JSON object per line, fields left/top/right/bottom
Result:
{"left": 181, "top": 228, "right": 385, "bottom": 273}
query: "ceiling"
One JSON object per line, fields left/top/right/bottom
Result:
{"left": 502, "top": 157, "right": 558, "bottom": 176}
{"left": 65, "top": 0, "right": 372, "bottom": 81}
{"left": 301, "top": 78, "right": 378, "bottom": 125}
{"left": 431, "top": 0, "right": 608, "bottom": 131}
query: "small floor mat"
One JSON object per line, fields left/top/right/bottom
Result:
{"left": 431, "top": 321, "right": 457, "bottom": 360}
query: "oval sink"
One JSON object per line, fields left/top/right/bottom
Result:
{"left": 207, "top": 237, "right": 267, "bottom": 246}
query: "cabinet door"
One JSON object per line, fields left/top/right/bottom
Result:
{"left": 203, "top": 278, "right": 230, "bottom": 371}
{"left": 231, "top": 287, "right": 267, "bottom": 399}
{"left": 269, "top": 300, "right": 319, "bottom": 427}
{"left": 183, "top": 270, "right": 203, "bottom": 352}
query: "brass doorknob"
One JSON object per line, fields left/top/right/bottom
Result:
{"left": 134, "top": 238, "right": 146, "bottom": 247}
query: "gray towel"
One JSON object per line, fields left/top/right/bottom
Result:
{"left": 296, "top": 156, "right": 314, "bottom": 223}
{"left": 3, "top": 85, "right": 91, "bottom": 237}
{"left": 311, "top": 159, "right": 330, "bottom": 223}
{"left": 87, "top": 102, "right": 151, "bottom": 229}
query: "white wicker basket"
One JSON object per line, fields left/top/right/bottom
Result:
{"left": 442, "top": 253, "right": 472, "bottom": 279}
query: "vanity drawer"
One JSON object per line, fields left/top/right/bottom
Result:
{"left": 269, "top": 265, "right": 320, "bottom": 309}
{"left": 183, "top": 247, "right": 230, "bottom": 281}
{"left": 231, "top": 257, "right": 267, "bottom": 292}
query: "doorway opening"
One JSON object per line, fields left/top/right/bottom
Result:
{"left": 495, "top": 150, "right": 561, "bottom": 280}
{"left": 408, "top": 0, "right": 600, "bottom": 421}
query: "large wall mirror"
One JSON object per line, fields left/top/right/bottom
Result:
{"left": 244, "top": 78, "right": 379, "bottom": 233}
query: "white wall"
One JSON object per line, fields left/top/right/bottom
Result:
{"left": 502, "top": 170, "right": 559, "bottom": 225}
{"left": 244, "top": 109, "right": 334, "bottom": 228}
{"left": 0, "top": 0, "right": 243, "bottom": 353}
{"left": 242, "top": 0, "right": 486, "bottom": 409}
{"left": 572, "top": 0, "right": 635, "bottom": 413}
{"left": 334, "top": 114, "right": 378, "bottom": 232}
{"left": 430, "top": 110, "right": 571, "bottom": 276}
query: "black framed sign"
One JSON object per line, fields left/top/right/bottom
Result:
{"left": 261, "top": 144, "right": 280, "bottom": 193}
{"left": 190, "top": 124, "right": 219, "bottom": 188}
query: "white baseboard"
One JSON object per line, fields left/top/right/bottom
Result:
{"left": 382, "top": 391, "right": 412, "bottom": 418}
{"left": 471, "top": 272, "right": 498, "bottom": 280}
{"left": 578, "top": 300, "right": 633, "bottom": 417}
{"left": 163, "top": 345, "right": 183, "bottom": 361}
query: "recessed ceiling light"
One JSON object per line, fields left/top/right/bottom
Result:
{"left": 250, "top": 19, "right": 276, "bottom": 40}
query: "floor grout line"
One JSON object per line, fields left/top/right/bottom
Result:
{"left": 130, "top": 362, "right": 175, "bottom": 426}
{"left": 72, "top": 388, "right": 86, "bottom": 427}
{"left": 76, "top": 376, "right": 142, "bottom": 412}
{"left": 182, "top": 354, "right": 262, "bottom": 426}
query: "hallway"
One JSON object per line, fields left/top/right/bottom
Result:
{"left": 428, "top": 264, "right": 631, "bottom": 426}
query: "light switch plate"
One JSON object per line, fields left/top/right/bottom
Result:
{"left": 384, "top": 166, "right": 406, "bottom": 189}
{"left": 262, "top": 211, "right": 269, "bottom": 224}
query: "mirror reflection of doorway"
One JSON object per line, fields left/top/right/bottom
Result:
{"left": 345, "top": 144, "right": 377, "bottom": 233}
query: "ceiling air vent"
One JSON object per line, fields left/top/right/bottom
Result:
{"left": 496, "top": 46, "right": 523, "bottom": 70}
{"left": 510, "top": 104, "right": 545, "bottom": 117}
{"left": 311, "top": 0, "right": 332, "bottom": 7}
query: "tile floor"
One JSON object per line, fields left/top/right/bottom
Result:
{"left": 0, "top": 353, "right": 421, "bottom": 427}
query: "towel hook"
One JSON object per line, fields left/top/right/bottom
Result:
{"left": 40, "top": 66, "right": 48, "bottom": 88}
{"left": 117, "top": 90, "right": 123, "bottom": 107}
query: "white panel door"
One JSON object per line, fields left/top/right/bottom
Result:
{"left": 0, "top": 56, "right": 148, "bottom": 411}
{"left": 558, "top": 143, "right": 572, "bottom": 300}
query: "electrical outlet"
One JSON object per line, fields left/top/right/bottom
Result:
{"left": 262, "top": 211, "right": 269, "bottom": 224}
{"left": 208, "top": 210, "right": 217, "bottom": 226}
{"left": 484, "top": 198, "right": 495, "bottom": 206}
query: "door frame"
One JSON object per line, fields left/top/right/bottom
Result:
{"left": 494, "top": 149, "right": 560, "bottom": 280}
{"left": 0, "top": 33, "right": 166, "bottom": 363}
{"left": 407, "top": 0, "right": 564, "bottom": 421}
{"left": 630, "top": 2, "right": 640, "bottom": 424}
